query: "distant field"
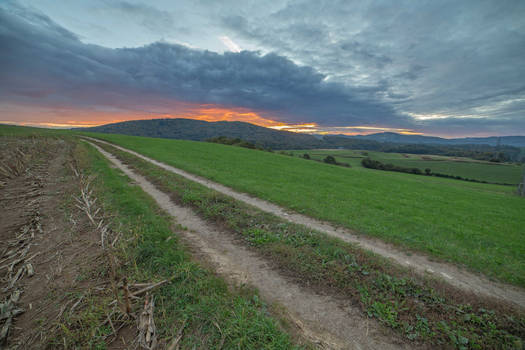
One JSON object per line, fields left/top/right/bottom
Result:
{"left": 80, "top": 131, "right": 525, "bottom": 287}
{"left": 294, "top": 149, "right": 524, "bottom": 184}
{"left": 0, "top": 124, "right": 71, "bottom": 137}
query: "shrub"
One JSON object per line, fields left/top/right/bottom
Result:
{"left": 323, "top": 155, "right": 337, "bottom": 164}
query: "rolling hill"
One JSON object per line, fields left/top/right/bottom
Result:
{"left": 347, "top": 132, "right": 525, "bottom": 147}
{"left": 77, "top": 118, "right": 322, "bottom": 149}
{"left": 77, "top": 119, "right": 525, "bottom": 161}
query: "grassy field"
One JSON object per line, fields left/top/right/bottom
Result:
{"left": 79, "top": 132, "right": 525, "bottom": 288}
{"left": 2, "top": 125, "right": 524, "bottom": 347}
{"left": 294, "top": 149, "right": 525, "bottom": 184}
{"left": 67, "top": 140, "right": 301, "bottom": 349}
{"left": 0, "top": 126, "right": 301, "bottom": 349}
{"left": 0, "top": 123, "right": 71, "bottom": 137}
{"left": 97, "top": 139, "right": 525, "bottom": 348}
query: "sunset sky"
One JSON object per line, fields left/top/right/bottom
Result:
{"left": 1, "top": 1, "right": 524, "bottom": 137}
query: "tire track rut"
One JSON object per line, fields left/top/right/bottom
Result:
{"left": 83, "top": 137, "right": 525, "bottom": 309}
{"left": 87, "top": 140, "right": 411, "bottom": 350}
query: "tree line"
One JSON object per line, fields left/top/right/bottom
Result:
{"left": 361, "top": 157, "right": 516, "bottom": 186}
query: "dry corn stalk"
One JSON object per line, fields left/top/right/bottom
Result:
{"left": 69, "top": 159, "right": 167, "bottom": 348}
{"left": 0, "top": 145, "right": 31, "bottom": 179}
{"left": 0, "top": 290, "right": 24, "bottom": 344}
{"left": 137, "top": 293, "right": 157, "bottom": 350}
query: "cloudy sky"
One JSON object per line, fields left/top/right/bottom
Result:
{"left": 1, "top": 0, "right": 524, "bottom": 137}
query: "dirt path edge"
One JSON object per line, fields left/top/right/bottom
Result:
{"left": 86, "top": 140, "right": 414, "bottom": 350}
{"left": 81, "top": 137, "right": 525, "bottom": 309}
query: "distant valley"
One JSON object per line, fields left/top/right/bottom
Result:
{"left": 79, "top": 118, "right": 525, "bottom": 162}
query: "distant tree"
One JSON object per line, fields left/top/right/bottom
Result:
{"left": 279, "top": 151, "right": 293, "bottom": 156}
{"left": 324, "top": 155, "right": 337, "bottom": 164}
{"left": 361, "top": 157, "right": 379, "bottom": 169}
{"left": 239, "top": 141, "right": 256, "bottom": 149}
{"left": 207, "top": 136, "right": 259, "bottom": 150}
{"left": 303, "top": 153, "right": 310, "bottom": 159}
{"left": 425, "top": 168, "right": 432, "bottom": 175}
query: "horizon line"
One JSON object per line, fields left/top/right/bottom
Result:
{"left": 1, "top": 119, "right": 524, "bottom": 139}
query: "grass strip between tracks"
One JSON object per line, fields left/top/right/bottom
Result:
{"left": 66, "top": 140, "right": 301, "bottom": 349}
{"left": 92, "top": 140, "right": 525, "bottom": 349}
{"left": 80, "top": 131, "right": 525, "bottom": 288}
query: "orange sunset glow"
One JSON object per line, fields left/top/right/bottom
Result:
{"left": 176, "top": 106, "right": 285, "bottom": 128}
{"left": 269, "top": 122, "right": 422, "bottom": 135}
{"left": 1, "top": 102, "right": 421, "bottom": 135}
{"left": 1, "top": 104, "right": 421, "bottom": 136}
{"left": 3, "top": 2, "right": 524, "bottom": 138}
{"left": 1, "top": 103, "right": 284, "bottom": 129}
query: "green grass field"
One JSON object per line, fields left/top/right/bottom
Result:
{"left": 0, "top": 123, "right": 71, "bottom": 137}
{"left": 2, "top": 125, "right": 524, "bottom": 347}
{"left": 98, "top": 140, "right": 524, "bottom": 348}
{"left": 294, "top": 149, "right": 525, "bottom": 184}
{"left": 79, "top": 132, "right": 525, "bottom": 287}
{"left": 63, "top": 139, "right": 300, "bottom": 349}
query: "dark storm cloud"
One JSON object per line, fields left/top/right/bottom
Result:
{"left": 222, "top": 0, "right": 525, "bottom": 134}
{"left": 0, "top": 3, "right": 409, "bottom": 127}
{"left": 2, "top": 1, "right": 524, "bottom": 135}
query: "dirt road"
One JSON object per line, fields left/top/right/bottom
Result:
{"left": 83, "top": 137, "right": 525, "bottom": 309}
{"left": 87, "top": 140, "right": 413, "bottom": 350}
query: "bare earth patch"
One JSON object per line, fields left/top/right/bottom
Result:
{"left": 0, "top": 139, "right": 138, "bottom": 349}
